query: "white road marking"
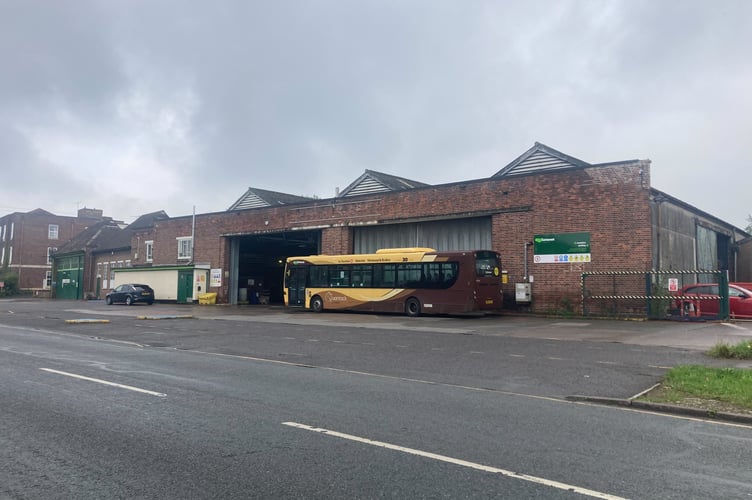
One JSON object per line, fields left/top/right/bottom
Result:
{"left": 40, "top": 368, "right": 166, "bottom": 397}
{"left": 595, "top": 361, "right": 618, "bottom": 365}
{"left": 508, "top": 354, "right": 525, "bottom": 358}
{"left": 721, "top": 322, "right": 749, "bottom": 331}
{"left": 282, "top": 422, "right": 627, "bottom": 500}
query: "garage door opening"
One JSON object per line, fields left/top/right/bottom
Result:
{"left": 232, "top": 230, "right": 319, "bottom": 305}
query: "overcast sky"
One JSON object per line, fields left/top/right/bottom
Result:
{"left": 1, "top": 1, "right": 750, "bottom": 228}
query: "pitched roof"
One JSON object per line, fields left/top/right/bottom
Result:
{"left": 492, "top": 142, "right": 592, "bottom": 178}
{"left": 337, "top": 170, "right": 429, "bottom": 198}
{"left": 54, "top": 220, "right": 131, "bottom": 255}
{"left": 27, "top": 208, "right": 57, "bottom": 216}
{"left": 228, "top": 188, "right": 313, "bottom": 211}
{"left": 127, "top": 210, "right": 169, "bottom": 230}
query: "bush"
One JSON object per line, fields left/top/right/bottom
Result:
{"left": 0, "top": 269, "right": 19, "bottom": 296}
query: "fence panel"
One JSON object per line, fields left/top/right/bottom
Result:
{"left": 581, "top": 270, "right": 727, "bottom": 320}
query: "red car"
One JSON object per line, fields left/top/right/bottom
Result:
{"left": 674, "top": 283, "right": 752, "bottom": 319}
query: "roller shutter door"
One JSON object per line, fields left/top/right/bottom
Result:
{"left": 353, "top": 217, "right": 492, "bottom": 253}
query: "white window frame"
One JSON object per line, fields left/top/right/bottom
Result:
{"left": 145, "top": 240, "right": 154, "bottom": 262}
{"left": 44, "top": 271, "right": 52, "bottom": 289}
{"left": 48, "top": 224, "right": 59, "bottom": 240}
{"left": 47, "top": 247, "right": 57, "bottom": 265}
{"left": 8, "top": 246, "right": 12, "bottom": 265}
{"left": 9, "top": 222, "right": 14, "bottom": 240}
{"left": 177, "top": 237, "right": 192, "bottom": 260}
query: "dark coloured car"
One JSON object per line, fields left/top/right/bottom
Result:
{"left": 106, "top": 283, "right": 155, "bottom": 306}
{"left": 674, "top": 283, "right": 752, "bottom": 319}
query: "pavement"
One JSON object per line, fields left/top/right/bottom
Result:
{"left": 67, "top": 301, "right": 752, "bottom": 354}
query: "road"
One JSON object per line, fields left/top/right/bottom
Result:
{"left": 1, "top": 299, "right": 751, "bottom": 498}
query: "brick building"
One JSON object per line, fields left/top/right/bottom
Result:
{"left": 51, "top": 211, "right": 168, "bottom": 300}
{"left": 0, "top": 208, "right": 110, "bottom": 296}
{"left": 117, "top": 143, "right": 749, "bottom": 313}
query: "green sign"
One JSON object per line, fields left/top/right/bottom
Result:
{"left": 534, "top": 232, "right": 591, "bottom": 264}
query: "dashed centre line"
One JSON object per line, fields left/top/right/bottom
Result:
{"left": 283, "top": 422, "right": 627, "bottom": 499}
{"left": 40, "top": 368, "right": 166, "bottom": 397}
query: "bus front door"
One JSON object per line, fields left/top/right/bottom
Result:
{"left": 287, "top": 266, "right": 307, "bottom": 307}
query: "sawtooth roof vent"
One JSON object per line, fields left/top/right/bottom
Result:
{"left": 493, "top": 142, "right": 591, "bottom": 177}
{"left": 337, "top": 170, "right": 429, "bottom": 197}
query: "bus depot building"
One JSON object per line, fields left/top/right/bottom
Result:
{"left": 122, "top": 143, "right": 750, "bottom": 315}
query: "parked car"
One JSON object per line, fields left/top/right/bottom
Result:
{"left": 106, "top": 283, "right": 155, "bottom": 305}
{"left": 674, "top": 283, "right": 752, "bottom": 319}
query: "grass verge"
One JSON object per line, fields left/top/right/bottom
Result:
{"left": 659, "top": 366, "right": 752, "bottom": 408}
{"left": 707, "top": 339, "right": 752, "bottom": 360}
{"left": 637, "top": 340, "right": 752, "bottom": 416}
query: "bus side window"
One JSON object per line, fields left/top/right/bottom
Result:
{"left": 442, "top": 263, "right": 458, "bottom": 287}
{"left": 329, "top": 267, "right": 350, "bottom": 287}
{"left": 374, "top": 264, "right": 395, "bottom": 288}
{"left": 309, "top": 266, "right": 328, "bottom": 287}
{"left": 352, "top": 265, "right": 373, "bottom": 287}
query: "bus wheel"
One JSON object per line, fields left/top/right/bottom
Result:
{"left": 311, "top": 296, "right": 324, "bottom": 313}
{"left": 405, "top": 297, "right": 421, "bottom": 317}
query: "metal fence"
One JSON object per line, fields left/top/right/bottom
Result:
{"left": 581, "top": 270, "right": 729, "bottom": 320}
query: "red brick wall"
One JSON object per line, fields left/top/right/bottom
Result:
{"left": 5, "top": 213, "right": 93, "bottom": 293}
{"left": 144, "top": 161, "right": 653, "bottom": 309}
{"left": 91, "top": 250, "right": 132, "bottom": 298}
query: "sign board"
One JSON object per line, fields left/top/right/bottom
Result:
{"left": 533, "top": 232, "right": 591, "bottom": 264}
{"left": 210, "top": 268, "right": 222, "bottom": 287}
{"left": 668, "top": 278, "right": 679, "bottom": 292}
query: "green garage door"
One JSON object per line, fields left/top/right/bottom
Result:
{"left": 56, "top": 255, "right": 84, "bottom": 300}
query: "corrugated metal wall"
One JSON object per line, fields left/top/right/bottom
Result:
{"left": 696, "top": 225, "right": 718, "bottom": 275}
{"left": 353, "top": 217, "right": 492, "bottom": 253}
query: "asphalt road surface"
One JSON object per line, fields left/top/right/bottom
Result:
{"left": 1, "top": 299, "right": 751, "bottom": 498}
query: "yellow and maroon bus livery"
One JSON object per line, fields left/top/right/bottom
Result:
{"left": 284, "top": 248, "right": 503, "bottom": 316}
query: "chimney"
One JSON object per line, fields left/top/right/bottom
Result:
{"left": 78, "top": 207, "right": 104, "bottom": 219}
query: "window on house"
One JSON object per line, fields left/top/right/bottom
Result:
{"left": 10, "top": 222, "right": 14, "bottom": 240}
{"left": 145, "top": 241, "right": 153, "bottom": 262}
{"left": 177, "top": 237, "right": 192, "bottom": 260}
{"left": 47, "top": 247, "right": 57, "bottom": 264}
{"left": 1, "top": 247, "right": 4, "bottom": 266}
{"left": 8, "top": 246, "right": 12, "bottom": 265}
{"left": 45, "top": 271, "right": 52, "bottom": 289}
{"left": 1, "top": 225, "right": 5, "bottom": 241}
{"left": 48, "top": 224, "right": 59, "bottom": 240}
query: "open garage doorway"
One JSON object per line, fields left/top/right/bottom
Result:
{"left": 229, "top": 230, "right": 320, "bottom": 305}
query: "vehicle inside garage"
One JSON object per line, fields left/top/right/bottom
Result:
{"left": 233, "top": 230, "right": 320, "bottom": 304}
